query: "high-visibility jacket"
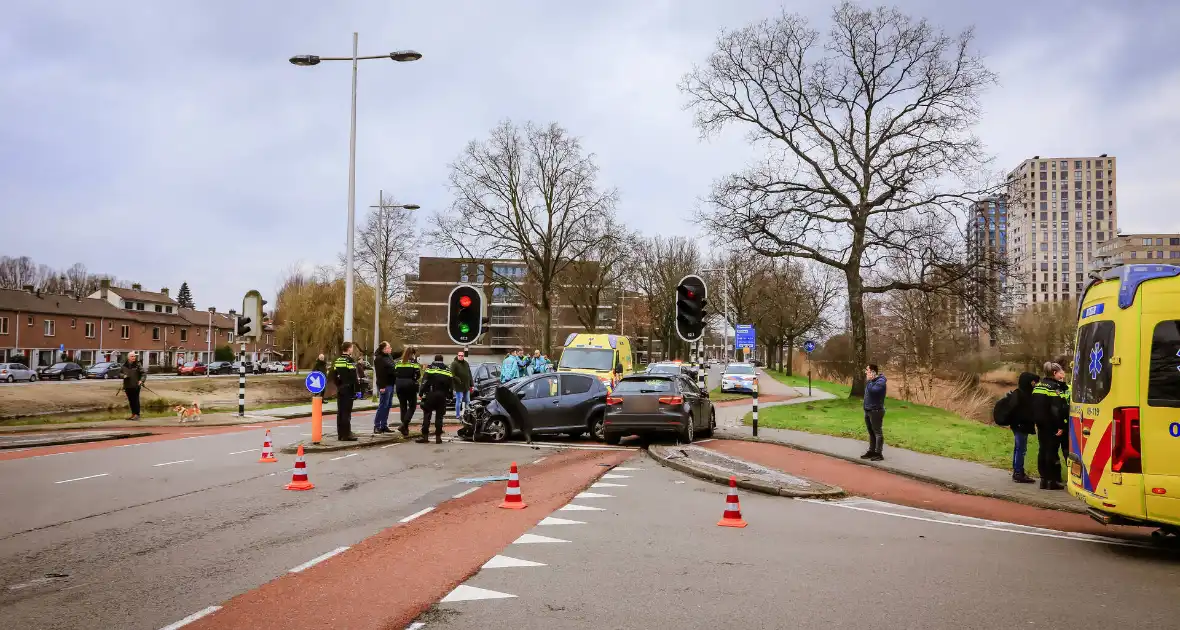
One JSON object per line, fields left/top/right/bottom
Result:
{"left": 393, "top": 361, "right": 423, "bottom": 386}
{"left": 333, "top": 355, "right": 358, "bottom": 390}
{"left": 419, "top": 364, "right": 453, "bottom": 402}
{"left": 1031, "top": 377, "right": 1070, "bottom": 436}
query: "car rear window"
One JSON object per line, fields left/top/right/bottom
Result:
{"left": 614, "top": 378, "right": 674, "bottom": 393}
{"left": 647, "top": 364, "right": 680, "bottom": 374}
{"left": 1073, "top": 320, "right": 1115, "bottom": 404}
{"left": 1148, "top": 320, "right": 1180, "bottom": 408}
{"left": 725, "top": 364, "right": 754, "bottom": 375}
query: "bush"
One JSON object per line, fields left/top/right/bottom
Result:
{"left": 214, "top": 345, "right": 235, "bottom": 362}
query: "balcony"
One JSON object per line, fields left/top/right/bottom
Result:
{"left": 490, "top": 336, "right": 519, "bottom": 347}
{"left": 489, "top": 316, "right": 523, "bottom": 327}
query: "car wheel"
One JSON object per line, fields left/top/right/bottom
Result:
{"left": 29, "top": 374, "right": 37, "bottom": 382}
{"left": 679, "top": 413, "right": 694, "bottom": 444}
{"left": 700, "top": 408, "right": 716, "bottom": 438}
{"left": 604, "top": 432, "right": 621, "bottom": 446}
{"left": 76, "top": 373, "right": 83, "bottom": 380}
{"left": 484, "top": 416, "right": 510, "bottom": 443}
{"left": 589, "top": 413, "right": 606, "bottom": 442}
{"left": 4, "top": 375, "right": 12, "bottom": 383}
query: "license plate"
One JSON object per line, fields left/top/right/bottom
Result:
{"left": 1070, "top": 462, "right": 1082, "bottom": 477}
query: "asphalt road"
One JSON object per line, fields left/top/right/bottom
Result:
{"left": 0, "top": 417, "right": 632, "bottom": 630}
{"left": 426, "top": 456, "right": 1180, "bottom": 630}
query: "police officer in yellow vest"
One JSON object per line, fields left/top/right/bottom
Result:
{"left": 417, "top": 354, "right": 453, "bottom": 444}
{"left": 332, "top": 342, "right": 359, "bottom": 442}
{"left": 1031, "top": 361, "right": 1070, "bottom": 489}
{"left": 393, "top": 347, "right": 423, "bottom": 438}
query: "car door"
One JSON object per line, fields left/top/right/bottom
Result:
{"left": 560, "top": 374, "right": 597, "bottom": 430}
{"left": 520, "top": 375, "right": 561, "bottom": 432}
{"left": 678, "top": 376, "right": 705, "bottom": 429}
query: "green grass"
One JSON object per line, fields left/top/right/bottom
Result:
{"left": 708, "top": 386, "right": 750, "bottom": 403}
{"left": 762, "top": 369, "right": 850, "bottom": 397}
{"left": 750, "top": 369, "right": 1040, "bottom": 471}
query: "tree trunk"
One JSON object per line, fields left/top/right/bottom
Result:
{"left": 542, "top": 300, "right": 553, "bottom": 356}
{"left": 785, "top": 337, "right": 795, "bottom": 376}
{"left": 847, "top": 273, "right": 867, "bottom": 398}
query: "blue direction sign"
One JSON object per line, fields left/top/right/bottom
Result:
{"left": 735, "top": 324, "right": 755, "bottom": 349}
{"left": 304, "top": 371, "right": 327, "bottom": 395}
{"left": 804, "top": 340, "right": 816, "bottom": 354}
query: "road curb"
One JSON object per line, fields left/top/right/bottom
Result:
{"left": 717, "top": 431, "right": 1086, "bottom": 514}
{"left": 279, "top": 434, "right": 406, "bottom": 454}
{"left": 0, "top": 430, "right": 154, "bottom": 449}
{"left": 647, "top": 442, "right": 845, "bottom": 499}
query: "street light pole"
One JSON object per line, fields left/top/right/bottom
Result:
{"left": 367, "top": 192, "right": 420, "bottom": 358}
{"left": 344, "top": 32, "right": 359, "bottom": 343}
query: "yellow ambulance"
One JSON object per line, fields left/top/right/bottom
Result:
{"left": 1068, "top": 263, "right": 1180, "bottom": 537}
{"left": 557, "top": 333, "right": 634, "bottom": 391}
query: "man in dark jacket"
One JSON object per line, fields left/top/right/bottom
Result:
{"left": 1009, "top": 372, "right": 1040, "bottom": 483}
{"left": 372, "top": 342, "right": 396, "bottom": 434}
{"left": 312, "top": 354, "right": 328, "bottom": 397}
{"left": 862, "top": 364, "right": 887, "bottom": 461}
{"left": 417, "top": 355, "right": 453, "bottom": 444}
{"left": 121, "top": 352, "right": 147, "bottom": 420}
{"left": 394, "top": 347, "right": 423, "bottom": 437}
{"left": 332, "top": 342, "right": 359, "bottom": 441}
{"left": 1032, "top": 362, "right": 1070, "bottom": 490}
{"left": 450, "top": 350, "right": 473, "bottom": 420}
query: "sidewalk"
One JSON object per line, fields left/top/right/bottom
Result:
{"left": 0, "top": 400, "right": 379, "bottom": 433}
{"left": 714, "top": 370, "right": 1085, "bottom": 514}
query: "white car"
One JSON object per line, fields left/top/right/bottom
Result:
{"left": 720, "top": 362, "right": 758, "bottom": 393}
{"left": 0, "top": 363, "right": 37, "bottom": 383}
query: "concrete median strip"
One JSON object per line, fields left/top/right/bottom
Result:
{"left": 647, "top": 442, "right": 844, "bottom": 499}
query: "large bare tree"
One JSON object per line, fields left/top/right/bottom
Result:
{"left": 751, "top": 259, "right": 840, "bottom": 374}
{"left": 683, "top": 3, "right": 1001, "bottom": 396}
{"left": 430, "top": 120, "right": 616, "bottom": 354}
{"left": 354, "top": 192, "right": 418, "bottom": 305}
{"left": 559, "top": 217, "right": 638, "bottom": 332}
{"left": 631, "top": 236, "right": 701, "bottom": 361}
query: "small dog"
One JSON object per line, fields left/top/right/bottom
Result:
{"left": 173, "top": 401, "right": 202, "bottom": 423}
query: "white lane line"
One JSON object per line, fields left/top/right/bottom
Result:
{"left": 288, "top": 546, "right": 350, "bottom": 573}
{"left": 228, "top": 448, "right": 260, "bottom": 455}
{"left": 531, "top": 456, "right": 547, "bottom": 464}
{"left": 575, "top": 492, "right": 613, "bottom": 498}
{"left": 452, "top": 487, "right": 479, "bottom": 499}
{"left": 440, "top": 584, "right": 516, "bottom": 602}
{"left": 694, "top": 438, "right": 715, "bottom": 444}
{"left": 591, "top": 482, "right": 626, "bottom": 488}
{"left": 32, "top": 452, "right": 69, "bottom": 459}
{"left": 798, "top": 498, "right": 1151, "bottom": 548}
{"left": 407, "top": 623, "right": 427, "bottom": 630}
{"left": 55, "top": 473, "right": 109, "bottom": 484}
{"left": 301, "top": 433, "right": 312, "bottom": 436}
{"left": 241, "top": 425, "right": 263, "bottom": 428}
{"left": 381, "top": 443, "right": 398, "bottom": 449}
{"left": 612, "top": 467, "right": 641, "bottom": 471}
{"left": 159, "top": 605, "right": 222, "bottom": 629}
{"left": 113, "top": 443, "right": 145, "bottom": 448}
{"left": 482, "top": 554, "right": 546, "bottom": 568}
{"left": 3, "top": 447, "right": 30, "bottom": 453}
{"left": 329, "top": 453, "right": 358, "bottom": 461}
{"left": 399, "top": 507, "right": 435, "bottom": 523}
{"left": 538, "top": 516, "right": 584, "bottom": 526}
{"left": 513, "top": 533, "right": 568, "bottom": 544}
{"left": 153, "top": 459, "right": 194, "bottom": 467}
{"left": 558, "top": 503, "right": 604, "bottom": 512}
{"left": 601, "top": 473, "right": 630, "bottom": 479}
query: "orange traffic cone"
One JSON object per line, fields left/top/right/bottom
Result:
{"left": 498, "top": 462, "right": 527, "bottom": 509}
{"left": 285, "top": 444, "right": 315, "bottom": 491}
{"left": 717, "top": 476, "right": 747, "bottom": 528}
{"left": 258, "top": 429, "right": 278, "bottom": 463}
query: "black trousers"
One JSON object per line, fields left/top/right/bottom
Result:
{"left": 864, "top": 408, "right": 885, "bottom": 454}
{"left": 421, "top": 394, "right": 446, "bottom": 437}
{"left": 1037, "top": 431, "right": 1063, "bottom": 482}
{"left": 396, "top": 382, "right": 418, "bottom": 431}
{"left": 126, "top": 386, "right": 141, "bottom": 416}
{"left": 337, "top": 386, "right": 355, "bottom": 438}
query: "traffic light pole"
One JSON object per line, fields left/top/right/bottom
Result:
{"left": 238, "top": 341, "right": 246, "bottom": 417}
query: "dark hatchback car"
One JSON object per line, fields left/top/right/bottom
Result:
{"left": 38, "top": 362, "right": 84, "bottom": 380}
{"left": 206, "top": 361, "right": 235, "bottom": 375}
{"left": 603, "top": 374, "right": 715, "bottom": 445}
{"left": 483, "top": 372, "right": 609, "bottom": 442}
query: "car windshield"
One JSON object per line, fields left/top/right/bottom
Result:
{"left": 50, "top": 363, "right": 68, "bottom": 369}
{"left": 558, "top": 348, "right": 615, "bottom": 371}
{"left": 725, "top": 364, "right": 755, "bottom": 375}
{"left": 184, "top": 362, "right": 198, "bottom": 367}
{"left": 614, "top": 378, "right": 674, "bottom": 393}
{"left": 647, "top": 364, "right": 681, "bottom": 374}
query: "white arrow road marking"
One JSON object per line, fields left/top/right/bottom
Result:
{"left": 481, "top": 555, "right": 546, "bottom": 568}
{"left": 399, "top": 507, "right": 435, "bottom": 523}
{"left": 159, "top": 605, "right": 222, "bottom": 629}
{"left": 228, "top": 448, "right": 260, "bottom": 455}
{"left": 289, "top": 546, "right": 350, "bottom": 573}
{"left": 55, "top": 473, "right": 109, "bottom": 484}
{"left": 441, "top": 584, "right": 517, "bottom": 602}
{"left": 538, "top": 516, "right": 584, "bottom": 526}
{"left": 153, "top": 459, "right": 194, "bottom": 467}
{"left": 513, "top": 533, "right": 569, "bottom": 544}
{"left": 574, "top": 492, "right": 613, "bottom": 499}
{"left": 558, "top": 504, "right": 604, "bottom": 512}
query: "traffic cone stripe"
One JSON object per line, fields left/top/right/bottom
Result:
{"left": 499, "top": 462, "right": 527, "bottom": 509}
{"left": 285, "top": 444, "right": 315, "bottom": 491}
{"left": 717, "top": 476, "right": 747, "bottom": 528}
{"left": 258, "top": 429, "right": 278, "bottom": 463}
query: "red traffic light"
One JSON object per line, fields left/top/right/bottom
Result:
{"left": 458, "top": 295, "right": 472, "bottom": 308}
{"left": 685, "top": 290, "right": 695, "bottom": 299}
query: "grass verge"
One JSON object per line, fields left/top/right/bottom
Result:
{"left": 709, "top": 386, "right": 750, "bottom": 403}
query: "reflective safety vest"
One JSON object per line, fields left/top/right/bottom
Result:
{"left": 393, "top": 361, "right": 422, "bottom": 383}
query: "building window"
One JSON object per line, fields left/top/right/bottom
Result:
{"left": 1131, "top": 252, "right": 1138, "bottom": 259}
{"left": 1171, "top": 251, "right": 1180, "bottom": 259}
{"left": 121, "top": 325, "right": 130, "bottom": 339}
{"left": 70, "top": 318, "right": 76, "bottom": 328}
{"left": 136, "top": 303, "right": 144, "bottom": 311}
{"left": 154, "top": 305, "right": 162, "bottom": 313}
{"left": 0, "top": 317, "right": 7, "bottom": 335}
{"left": 1148, "top": 251, "right": 1154, "bottom": 259}
{"left": 108, "top": 321, "right": 113, "bottom": 330}
{"left": 85, "top": 322, "right": 95, "bottom": 338}
{"left": 166, "top": 306, "right": 173, "bottom": 313}
{"left": 180, "top": 329, "right": 188, "bottom": 342}
{"left": 476, "top": 264, "right": 486, "bottom": 283}
{"left": 228, "top": 332, "right": 235, "bottom": 344}
{"left": 1159, "top": 251, "right": 1165, "bottom": 259}
{"left": 1144, "top": 238, "right": 1153, "bottom": 245}
{"left": 459, "top": 263, "right": 469, "bottom": 282}
{"left": 1040, "top": 202, "right": 1047, "bottom": 210}
{"left": 152, "top": 327, "right": 160, "bottom": 341}
{"left": 44, "top": 320, "right": 55, "bottom": 337}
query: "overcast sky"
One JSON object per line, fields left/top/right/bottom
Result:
{"left": 3, "top": 1, "right": 1178, "bottom": 311}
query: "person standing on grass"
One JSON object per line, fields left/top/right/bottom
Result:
{"left": 121, "top": 352, "right": 146, "bottom": 420}
{"left": 1032, "top": 362, "right": 1071, "bottom": 490}
{"left": 861, "top": 364, "right": 887, "bottom": 461}
{"left": 1008, "top": 372, "right": 1041, "bottom": 484}
{"left": 372, "top": 341, "right": 396, "bottom": 434}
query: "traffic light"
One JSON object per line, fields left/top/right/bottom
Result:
{"left": 447, "top": 284, "right": 484, "bottom": 345}
{"left": 239, "top": 290, "right": 264, "bottom": 339}
{"left": 236, "top": 315, "right": 253, "bottom": 337}
{"left": 675, "top": 274, "right": 707, "bottom": 342}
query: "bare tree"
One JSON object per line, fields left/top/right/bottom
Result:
{"left": 559, "top": 218, "right": 638, "bottom": 332}
{"left": 706, "top": 249, "right": 772, "bottom": 335}
{"left": 683, "top": 3, "right": 1001, "bottom": 396}
{"left": 350, "top": 192, "right": 418, "bottom": 307}
{"left": 429, "top": 120, "right": 616, "bottom": 354}
{"left": 1006, "top": 300, "right": 1077, "bottom": 373}
{"left": 631, "top": 236, "right": 701, "bottom": 361}
{"left": 751, "top": 259, "right": 840, "bottom": 374}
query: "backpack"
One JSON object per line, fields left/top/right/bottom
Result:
{"left": 992, "top": 389, "right": 1019, "bottom": 427}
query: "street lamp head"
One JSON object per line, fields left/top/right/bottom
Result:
{"left": 402, "top": 203, "right": 421, "bottom": 210}
{"left": 289, "top": 55, "right": 321, "bottom": 66}
{"left": 389, "top": 50, "right": 422, "bottom": 62}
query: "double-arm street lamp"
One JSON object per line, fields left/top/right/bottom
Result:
{"left": 289, "top": 34, "right": 421, "bottom": 344}
{"left": 369, "top": 191, "right": 419, "bottom": 361}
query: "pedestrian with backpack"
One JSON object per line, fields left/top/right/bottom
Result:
{"left": 994, "top": 372, "right": 1040, "bottom": 484}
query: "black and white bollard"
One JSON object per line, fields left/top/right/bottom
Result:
{"left": 238, "top": 342, "right": 246, "bottom": 417}
{"left": 752, "top": 376, "right": 759, "bottom": 437}
{"left": 697, "top": 340, "right": 706, "bottom": 393}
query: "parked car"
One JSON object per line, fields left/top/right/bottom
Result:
{"left": 474, "top": 372, "right": 609, "bottom": 442}
{"left": 280, "top": 361, "right": 294, "bottom": 372}
{"left": 720, "top": 362, "right": 757, "bottom": 393}
{"left": 85, "top": 362, "right": 122, "bottom": 379}
{"left": 0, "top": 362, "right": 37, "bottom": 383}
{"left": 206, "top": 361, "right": 234, "bottom": 375}
{"left": 38, "top": 362, "right": 84, "bottom": 381}
{"left": 471, "top": 362, "right": 503, "bottom": 397}
{"left": 231, "top": 361, "right": 261, "bottom": 374}
{"left": 177, "top": 361, "right": 207, "bottom": 376}
{"left": 603, "top": 373, "right": 715, "bottom": 444}
{"left": 644, "top": 361, "right": 699, "bottom": 380}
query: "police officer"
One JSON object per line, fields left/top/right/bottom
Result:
{"left": 393, "top": 346, "right": 423, "bottom": 437}
{"left": 1032, "top": 361, "right": 1070, "bottom": 489}
{"left": 417, "top": 354, "right": 453, "bottom": 444}
{"left": 332, "top": 342, "right": 359, "bottom": 441}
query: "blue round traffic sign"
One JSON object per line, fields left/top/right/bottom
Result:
{"left": 804, "top": 340, "right": 816, "bottom": 354}
{"left": 304, "top": 371, "right": 327, "bottom": 394}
